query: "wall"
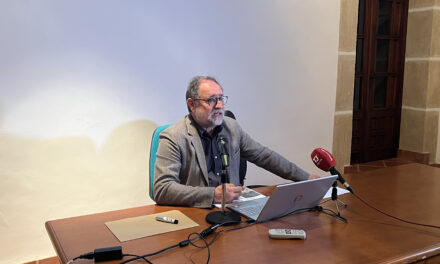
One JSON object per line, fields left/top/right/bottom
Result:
{"left": 400, "top": 0, "right": 440, "bottom": 163}
{"left": 0, "top": 1, "right": 340, "bottom": 263}
{"left": 332, "top": 0, "right": 358, "bottom": 172}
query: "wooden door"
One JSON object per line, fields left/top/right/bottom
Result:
{"left": 351, "top": 0, "right": 409, "bottom": 164}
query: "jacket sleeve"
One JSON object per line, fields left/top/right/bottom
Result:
{"left": 234, "top": 121, "right": 310, "bottom": 182}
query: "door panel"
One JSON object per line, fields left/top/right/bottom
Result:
{"left": 351, "top": 0, "right": 408, "bottom": 163}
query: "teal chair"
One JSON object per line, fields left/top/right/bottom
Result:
{"left": 149, "top": 124, "right": 171, "bottom": 200}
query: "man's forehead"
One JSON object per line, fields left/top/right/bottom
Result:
{"left": 198, "top": 80, "right": 223, "bottom": 96}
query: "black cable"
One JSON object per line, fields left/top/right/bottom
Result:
{"left": 200, "top": 220, "right": 253, "bottom": 247}
{"left": 275, "top": 206, "right": 316, "bottom": 220}
{"left": 120, "top": 241, "right": 185, "bottom": 264}
{"left": 184, "top": 221, "right": 255, "bottom": 263}
{"left": 314, "top": 206, "right": 348, "bottom": 223}
{"left": 353, "top": 192, "right": 440, "bottom": 229}
{"left": 122, "top": 254, "right": 152, "bottom": 264}
{"left": 321, "top": 191, "right": 440, "bottom": 228}
{"left": 120, "top": 224, "right": 221, "bottom": 264}
{"left": 188, "top": 232, "right": 211, "bottom": 264}
{"left": 71, "top": 252, "right": 93, "bottom": 261}
{"left": 219, "top": 221, "right": 256, "bottom": 234}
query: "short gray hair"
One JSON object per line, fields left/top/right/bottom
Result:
{"left": 186, "top": 76, "right": 222, "bottom": 112}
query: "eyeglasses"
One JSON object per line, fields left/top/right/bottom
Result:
{"left": 194, "top": 95, "right": 228, "bottom": 107}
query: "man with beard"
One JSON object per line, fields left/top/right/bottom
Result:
{"left": 153, "top": 76, "right": 320, "bottom": 208}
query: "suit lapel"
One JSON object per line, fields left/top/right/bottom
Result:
{"left": 186, "top": 117, "right": 209, "bottom": 185}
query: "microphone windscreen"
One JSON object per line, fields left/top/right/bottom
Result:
{"left": 224, "top": 110, "right": 236, "bottom": 119}
{"left": 311, "top": 148, "right": 336, "bottom": 172}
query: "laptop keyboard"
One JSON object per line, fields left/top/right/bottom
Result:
{"left": 229, "top": 197, "right": 269, "bottom": 220}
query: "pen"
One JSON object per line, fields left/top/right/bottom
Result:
{"left": 155, "top": 216, "right": 179, "bottom": 224}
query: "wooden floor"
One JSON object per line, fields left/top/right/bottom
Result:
{"left": 28, "top": 158, "right": 439, "bottom": 264}
{"left": 344, "top": 157, "right": 412, "bottom": 173}
{"left": 345, "top": 157, "right": 440, "bottom": 174}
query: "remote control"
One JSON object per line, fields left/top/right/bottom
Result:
{"left": 268, "top": 229, "right": 306, "bottom": 240}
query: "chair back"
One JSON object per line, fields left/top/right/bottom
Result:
{"left": 224, "top": 110, "right": 247, "bottom": 185}
{"left": 149, "top": 124, "right": 171, "bottom": 200}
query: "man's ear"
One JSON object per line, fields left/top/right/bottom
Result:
{"left": 187, "top": 98, "right": 195, "bottom": 112}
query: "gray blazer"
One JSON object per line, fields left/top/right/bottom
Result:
{"left": 153, "top": 115, "right": 310, "bottom": 208}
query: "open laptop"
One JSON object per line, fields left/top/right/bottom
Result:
{"left": 227, "top": 175, "right": 338, "bottom": 223}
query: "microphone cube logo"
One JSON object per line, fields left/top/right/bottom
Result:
{"left": 312, "top": 154, "right": 321, "bottom": 165}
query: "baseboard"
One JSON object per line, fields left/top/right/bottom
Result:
{"left": 397, "top": 149, "right": 430, "bottom": 164}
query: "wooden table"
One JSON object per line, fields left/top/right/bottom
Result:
{"left": 46, "top": 163, "right": 440, "bottom": 263}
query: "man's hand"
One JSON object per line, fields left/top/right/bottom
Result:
{"left": 214, "top": 184, "right": 245, "bottom": 203}
{"left": 308, "top": 174, "right": 322, "bottom": 180}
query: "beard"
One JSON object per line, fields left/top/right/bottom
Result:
{"left": 194, "top": 108, "right": 224, "bottom": 129}
{"left": 208, "top": 109, "right": 225, "bottom": 126}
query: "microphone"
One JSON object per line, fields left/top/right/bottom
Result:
{"left": 217, "top": 136, "right": 229, "bottom": 168}
{"left": 311, "top": 148, "right": 354, "bottom": 194}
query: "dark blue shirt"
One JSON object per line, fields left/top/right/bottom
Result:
{"left": 189, "top": 115, "right": 223, "bottom": 187}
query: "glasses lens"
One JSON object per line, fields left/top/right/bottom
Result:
{"left": 199, "top": 96, "right": 228, "bottom": 106}
{"left": 213, "top": 96, "right": 227, "bottom": 106}
{"left": 206, "top": 98, "right": 215, "bottom": 106}
{"left": 221, "top": 96, "right": 228, "bottom": 105}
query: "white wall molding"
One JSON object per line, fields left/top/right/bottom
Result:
{"left": 402, "top": 105, "right": 440, "bottom": 112}
{"left": 338, "top": 51, "right": 356, "bottom": 56}
{"left": 408, "top": 6, "right": 440, "bottom": 13}
{"left": 334, "top": 110, "right": 353, "bottom": 116}
{"left": 406, "top": 57, "right": 440, "bottom": 62}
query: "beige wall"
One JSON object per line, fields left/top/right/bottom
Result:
{"left": 332, "top": 0, "right": 358, "bottom": 172}
{"left": 0, "top": 121, "right": 158, "bottom": 263}
{"left": 0, "top": 1, "right": 341, "bottom": 263}
{"left": 400, "top": 0, "right": 440, "bottom": 163}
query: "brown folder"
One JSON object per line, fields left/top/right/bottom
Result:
{"left": 105, "top": 210, "right": 199, "bottom": 242}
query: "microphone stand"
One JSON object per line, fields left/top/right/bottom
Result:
{"left": 324, "top": 167, "right": 354, "bottom": 223}
{"left": 206, "top": 144, "right": 241, "bottom": 226}
{"left": 320, "top": 180, "right": 347, "bottom": 223}
{"left": 330, "top": 180, "right": 348, "bottom": 223}
{"left": 221, "top": 168, "right": 227, "bottom": 212}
